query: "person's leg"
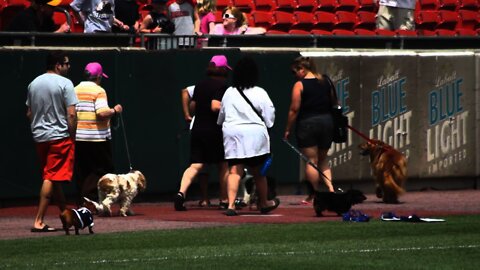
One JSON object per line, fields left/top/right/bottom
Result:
{"left": 318, "top": 148, "right": 334, "bottom": 192}
{"left": 249, "top": 165, "right": 280, "bottom": 212}
{"left": 217, "top": 161, "right": 229, "bottom": 205}
{"left": 33, "top": 180, "right": 54, "bottom": 229}
{"left": 300, "top": 146, "right": 321, "bottom": 191}
{"left": 51, "top": 181, "right": 66, "bottom": 212}
{"left": 376, "top": 5, "right": 393, "bottom": 30}
{"left": 197, "top": 172, "right": 210, "bottom": 206}
{"left": 179, "top": 163, "right": 204, "bottom": 196}
{"left": 227, "top": 164, "right": 243, "bottom": 210}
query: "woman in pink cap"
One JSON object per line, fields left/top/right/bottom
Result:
{"left": 174, "top": 55, "right": 231, "bottom": 211}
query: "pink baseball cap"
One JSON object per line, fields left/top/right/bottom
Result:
{"left": 85, "top": 62, "right": 108, "bottom": 78}
{"left": 210, "top": 55, "right": 232, "bottom": 70}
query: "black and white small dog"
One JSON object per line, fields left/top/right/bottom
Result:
{"left": 313, "top": 189, "right": 366, "bottom": 217}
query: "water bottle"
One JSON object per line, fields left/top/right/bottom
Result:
{"left": 260, "top": 156, "right": 272, "bottom": 176}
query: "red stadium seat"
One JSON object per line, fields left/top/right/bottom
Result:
{"left": 354, "top": 28, "right": 376, "bottom": 35}
{"left": 335, "top": 0, "right": 358, "bottom": 12}
{"left": 288, "top": 29, "right": 311, "bottom": 34}
{"left": 455, "top": 28, "right": 477, "bottom": 35}
{"left": 355, "top": 11, "right": 376, "bottom": 30}
{"left": 317, "top": 0, "right": 336, "bottom": 13}
{"left": 357, "top": 0, "right": 377, "bottom": 12}
{"left": 415, "top": 10, "right": 439, "bottom": 31}
{"left": 458, "top": 0, "right": 479, "bottom": 11}
{"left": 375, "top": 29, "right": 396, "bottom": 36}
{"left": 216, "top": 0, "right": 232, "bottom": 11}
{"left": 254, "top": 0, "right": 277, "bottom": 11}
{"left": 395, "top": 29, "right": 418, "bottom": 36}
{"left": 313, "top": 11, "right": 336, "bottom": 31}
{"left": 437, "top": 0, "right": 459, "bottom": 11}
{"left": 232, "top": 0, "right": 255, "bottom": 13}
{"left": 417, "top": 29, "right": 437, "bottom": 35}
{"left": 266, "top": 29, "right": 289, "bottom": 34}
{"left": 418, "top": 0, "right": 438, "bottom": 10}
{"left": 214, "top": 10, "right": 223, "bottom": 23}
{"left": 274, "top": 0, "right": 298, "bottom": 11}
{"left": 270, "top": 10, "right": 295, "bottom": 31}
{"left": 457, "top": 9, "right": 479, "bottom": 30}
{"left": 251, "top": 10, "right": 273, "bottom": 28}
{"left": 332, "top": 29, "right": 355, "bottom": 35}
{"left": 296, "top": 0, "right": 318, "bottom": 12}
{"left": 435, "top": 29, "right": 457, "bottom": 35}
{"left": 292, "top": 11, "right": 315, "bottom": 30}
{"left": 436, "top": 10, "right": 459, "bottom": 30}
{"left": 311, "top": 29, "right": 333, "bottom": 35}
{"left": 335, "top": 11, "right": 357, "bottom": 30}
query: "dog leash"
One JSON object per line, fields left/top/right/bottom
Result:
{"left": 347, "top": 124, "right": 373, "bottom": 143}
{"left": 282, "top": 138, "right": 332, "bottom": 184}
{"left": 119, "top": 113, "right": 133, "bottom": 171}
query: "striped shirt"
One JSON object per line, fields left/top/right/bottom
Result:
{"left": 74, "top": 81, "right": 112, "bottom": 141}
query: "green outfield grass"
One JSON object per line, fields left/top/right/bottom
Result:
{"left": 1, "top": 215, "right": 480, "bottom": 269}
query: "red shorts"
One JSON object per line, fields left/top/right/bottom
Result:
{"left": 35, "top": 137, "right": 75, "bottom": 181}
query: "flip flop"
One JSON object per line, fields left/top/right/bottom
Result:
{"left": 31, "top": 225, "right": 57, "bottom": 233}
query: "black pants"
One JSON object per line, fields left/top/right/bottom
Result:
{"left": 74, "top": 141, "right": 114, "bottom": 204}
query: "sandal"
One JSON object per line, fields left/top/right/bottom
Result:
{"left": 260, "top": 198, "right": 280, "bottom": 214}
{"left": 174, "top": 192, "right": 187, "bottom": 211}
{"left": 225, "top": 209, "right": 238, "bottom": 216}
{"left": 31, "top": 225, "right": 57, "bottom": 233}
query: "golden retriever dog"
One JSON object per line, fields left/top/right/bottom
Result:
{"left": 84, "top": 170, "right": 146, "bottom": 217}
{"left": 359, "top": 139, "right": 407, "bottom": 204}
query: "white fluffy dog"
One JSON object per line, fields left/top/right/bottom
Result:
{"left": 84, "top": 170, "right": 146, "bottom": 217}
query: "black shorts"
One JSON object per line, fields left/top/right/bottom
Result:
{"left": 295, "top": 114, "right": 333, "bottom": 149}
{"left": 227, "top": 154, "right": 270, "bottom": 168}
{"left": 190, "top": 128, "right": 225, "bottom": 163}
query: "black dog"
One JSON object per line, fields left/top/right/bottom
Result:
{"left": 313, "top": 189, "right": 367, "bottom": 217}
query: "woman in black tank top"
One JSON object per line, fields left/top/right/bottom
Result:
{"left": 284, "top": 57, "right": 335, "bottom": 201}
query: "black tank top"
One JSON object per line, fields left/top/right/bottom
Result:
{"left": 298, "top": 77, "right": 332, "bottom": 121}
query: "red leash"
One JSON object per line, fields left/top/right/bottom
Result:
{"left": 347, "top": 125, "right": 374, "bottom": 143}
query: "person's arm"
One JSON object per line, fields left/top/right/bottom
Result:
{"left": 193, "top": 7, "right": 201, "bottom": 35}
{"left": 284, "top": 81, "right": 302, "bottom": 139}
{"left": 211, "top": 100, "right": 221, "bottom": 112}
{"left": 114, "top": 18, "right": 129, "bottom": 31}
{"left": 67, "top": 105, "right": 77, "bottom": 139}
{"left": 181, "top": 88, "right": 193, "bottom": 122}
{"left": 97, "top": 104, "right": 123, "bottom": 120}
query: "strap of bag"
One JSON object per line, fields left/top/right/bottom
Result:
{"left": 236, "top": 88, "right": 266, "bottom": 124}
{"left": 323, "top": 74, "right": 339, "bottom": 107}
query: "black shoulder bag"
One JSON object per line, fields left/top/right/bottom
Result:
{"left": 324, "top": 75, "right": 348, "bottom": 143}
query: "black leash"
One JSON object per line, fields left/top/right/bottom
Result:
{"left": 282, "top": 138, "right": 332, "bottom": 184}
{"left": 119, "top": 113, "right": 133, "bottom": 171}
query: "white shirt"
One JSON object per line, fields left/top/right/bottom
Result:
{"left": 217, "top": 86, "right": 275, "bottom": 159}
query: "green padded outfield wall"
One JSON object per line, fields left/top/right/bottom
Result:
{"left": 0, "top": 49, "right": 478, "bottom": 200}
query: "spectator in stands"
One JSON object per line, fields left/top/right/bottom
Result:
{"left": 174, "top": 55, "right": 230, "bottom": 211}
{"left": 113, "top": 0, "right": 142, "bottom": 33}
{"left": 167, "top": 0, "right": 201, "bottom": 46}
{"left": 139, "top": 0, "right": 175, "bottom": 33}
{"left": 198, "top": 0, "right": 216, "bottom": 34}
{"left": 217, "top": 56, "right": 278, "bottom": 216}
{"left": 376, "top": 0, "right": 417, "bottom": 31}
{"left": 6, "top": 0, "right": 70, "bottom": 33}
{"left": 70, "top": 0, "right": 128, "bottom": 33}
{"left": 27, "top": 51, "right": 77, "bottom": 232}
{"left": 212, "top": 6, "right": 265, "bottom": 35}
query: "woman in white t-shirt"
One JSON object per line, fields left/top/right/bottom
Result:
{"left": 217, "top": 56, "right": 279, "bottom": 216}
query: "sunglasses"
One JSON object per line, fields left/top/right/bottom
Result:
{"left": 223, "top": 13, "right": 235, "bottom": 19}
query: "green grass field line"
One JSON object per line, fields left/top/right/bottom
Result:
{"left": 1, "top": 215, "right": 480, "bottom": 269}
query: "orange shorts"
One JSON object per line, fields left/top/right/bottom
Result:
{"left": 35, "top": 137, "right": 75, "bottom": 181}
